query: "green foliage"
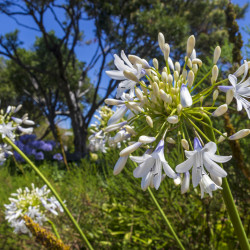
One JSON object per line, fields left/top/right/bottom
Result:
{"left": 0, "top": 147, "right": 248, "bottom": 249}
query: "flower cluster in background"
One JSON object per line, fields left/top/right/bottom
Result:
{"left": 89, "top": 32, "right": 250, "bottom": 198}
{"left": 14, "top": 134, "right": 62, "bottom": 162}
{"left": 4, "top": 184, "right": 63, "bottom": 235}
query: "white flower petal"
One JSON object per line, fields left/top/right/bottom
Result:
{"left": 106, "top": 70, "right": 125, "bottom": 80}
{"left": 108, "top": 105, "right": 128, "bottom": 126}
{"left": 192, "top": 166, "right": 202, "bottom": 187}
{"left": 203, "top": 153, "right": 227, "bottom": 177}
{"left": 208, "top": 154, "right": 232, "bottom": 163}
{"left": 176, "top": 156, "right": 194, "bottom": 173}
{"left": 162, "top": 161, "right": 177, "bottom": 178}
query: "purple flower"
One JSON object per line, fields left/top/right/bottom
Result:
{"left": 53, "top": 153, "right": 63, "bottom": 161}
{"left": 35, "top": 152, "right": 44, "bottom": 160}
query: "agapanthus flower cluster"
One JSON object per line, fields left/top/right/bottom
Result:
{"left": 0, "top": 105, "right": 35, "bottom": 162}
{"left": 91, "top": 32, "right": 250, "bottom": 198}
{"left": 4, "top": 184, "right": 63, "bottom": 235}
{"left": 89, "top": 105, "right": 130, "bottom": 153}
{"left": 14, "top": 134, "right": 57, "bottom": 162}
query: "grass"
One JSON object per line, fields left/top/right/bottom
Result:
{"left": 0, "top": 150, "right": 249, "bottom": 249}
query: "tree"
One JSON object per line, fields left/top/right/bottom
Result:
{"left": 0, "top": 0, "right": 247, "bottom": 158}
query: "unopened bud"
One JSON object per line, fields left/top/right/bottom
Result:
{"left": 158, "top": 32, "right": 165, "bottom": 51}
{"left": 181, "top": 172, "right": 190, "bottom": 194}
{"left": 135, "top": 88, "right": 144, "bottom": 101}
{"left": 113, "top": 156, "right": 129, "bottom": 175}
{"left": 120, "top": 142, "right": 142, "bottom": 157}
{"left": 166, "top": 137, "right": 176, "bottom": 144}
{"left": 175, "top": 62, "right": 180, "bottom": 74}
{"left": 213, "top": 90, "right": 219, "bottom": 101}
{"left": 168, "top": 74, "right": 173, "bottom": 84}
{"left": 105, "top": 99, "right": 125, "bottom": 106}
{"left": 212, "top": 104, "right": 228, "bottom": 117}
{"left": 213, "top": 46, "right": 221, "bottom": 64}
{"left": 174, "top": 71, "right": 179, "bottom": 82}
{"left": 229, "top": 129, "right": 250, "bottom": 140}
{"left": 159, "top": 89, "right": 168, "bottom": 102}
{"left": 187, "top": 35, "right": 195, "bottom": 57}
{"left": 192, "top": 58, "right": 202, "bottom": 67}
{"left": 153, "top": 58, "right": 158, "bottom": 70}
{"left": 128, "top": 55, "right": 150, "bottom": 69}
{"left": 187, "top": 70, "right": 194, "bottom": 88}
{"left": 138, "top": 135, "right": 156, "bottom": 143}
{"left": 163, "top": 43, "right": 170, "bottom": 61}
{"left": 192, "top": 64, "right": 198, "bottom": 73}
{"left": 152, "top": 82, "right": 159, "bottom": 96}
{"left": 167, "top": 115, "right": 179, "bottom": 124}
{"left": 181, "top": 139, "right": 189, "bottom": 150}
{"left": 187, "top": 58, "right": 192, "bottom": 69}
{"left": 226, "top": 89, "right": 234, "bottom": 105}
{"left": 162, "top": 71, "right": 168, "bottom": 83}
{"left": 212, "top": 65, "right": 219, "bottom": 82}
{"left": 218, "top": 132, "right": 227, "bottom": 143}
{"left": 146, "top": 115, "right": 153, "bottom": 128}
{"left": 182, "top": 69, "right": 187, "bottom": 80}
{"left": 123, "top": 70, "right": 139, "bottom": 82}
{"left": 177, "top": 104, "right": 182, "bottom": 114}
{"left": 200, "top": 96, "right": 204, "bottom": 103}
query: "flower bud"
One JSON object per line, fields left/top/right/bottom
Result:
{"left": 229, "top": 129, "right": 250, "bottom": 140}
{"left": 105, "top": 99, "right": 125, "bottom": 106}
{"left": 120, "top": 142, "right": 142, "bottom": 157}
{"left": 23, "top": 120, "right": 35, "bottom": 126}
{"left": 174, "top": 71, "right": 179, "bottom": 82}
{"left": 177, "top": 104, "right": 182, "bottom": 114}
{"left": 152, "top": 82, "right": 159, "bottom": 96}
{"left": 14, "top": 104, "right": 22, "bottom": 113}
{"left": 168, "top": 74, "right": 173, "bottom": 84}
{"left": 226, "top": 89, "right": 234, "bottom": 105}
{"left": 187, "top": 70, "right": 194, "bottom": 88}
{"left": 213, "top": 90, "right": 219, "bottom": 101}
{"left": 212, "top": 104, "right": 228, "bottom": 117}
{"left": 166, "top": 137, "right": 176, "bottom": 144}
{"left": 153, "top": 58, "right": 158, "bottom": 70}
{"left": 192, "top": 58, "right": 202, "bottom": 67}
{"left": 159, "top": 89, "right": 168, "bottom": 102}
{"left": 181, "top": 172, "right": 190, "bottom": 194}
{"left": 114, "top": 130, "right": 125, "bottom": 143}
{"left": 135, "top": 87, "right": 144, "bottom": 101}
{"left": 174, "top": 174, "right": 181, "bottom": 185}
{"left": 11, "top": 117, "right": 23, "bottom": 124}
{"left": 138, "top": 136, "right": 156, "bottom": 143}
{"left": 163, "top": 43, "right": 170, "bottom": 61}
{"left": 187, "top": 58, "right": 192, "bottom": 69}
{"left": 213, "top": 46, "right": 221, "bottom": 64}
{"left": 200, "top": 96, "right": 204, "bottom": 103}
{"left": 210, "top": 174, "right": 222, "bottom": 186}
{"left": 146, "top": 115, "right": 153, "bottom": 128}
{"left": 140, "top": 81, "right": 148, "bottom": 95}
{"left": 175, "top": 62, "right": 181, "bottom": 74}
{"left": 123, "top": 70, "right": 139, "bottom": 82}
{"left": 182, "top": 69, "right": 187, "bottom": 79}
{"left": 125, "top": 125, "right": 137, "bottom": 135}
{"left": 192, "top": 64, "right": 198, "bottom": 73}
{"left": 212, "top": 65, "right": 219, "bottom": 82}
{"left": 186, "top": 35, "right": 195, "bottom": 57}
{"left": 218, "top": 132, "right": 227, "bottom": 143}
{"left": 104, "top": 121, "right": 127, "bottom": 132}
{"left": 167, "top": 115, "right": 179, "bottom": 124}
{"left": 128, "top": 55, "right": 150, "bottom": 69}
{"left": 158, "top": 32, "right": 165, "bottom": 51}
{"left": 167, "top": 95, "right": 172, "bottom": 104}
{"left": 162, "top": 71, "right": 168, "bottom": 83}
{"left": 180, "top": 84, "right": 193, "bottom": 107}
{"left": 181, "top": 139, "right": 189, "bottom": 150}
{"left": 113, "top": 156, "right": 129, "bottom": 175}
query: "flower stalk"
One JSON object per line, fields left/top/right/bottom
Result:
{"left": 4, "top": 137, "right": 93, "bottom": 250}
{"left": 201, "top": 114, "right": 249, "bottom": 250}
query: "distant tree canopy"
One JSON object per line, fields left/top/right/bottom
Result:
{"left": 0, "top": 0, "right": 248, "bottom": 157}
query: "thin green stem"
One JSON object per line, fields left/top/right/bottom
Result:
{"left": 200, "top": 114, "right": 250, "bottom": 250}
{"left": 4, "top": 137, "right": 94, "bottom": 250}
{"left": 47, "top": 219, "right": 60, "bottom": 239}
{"left": 191, "top": 68, "right": 212, "bottom": 92}
{"left": 147, "top": 188, "right": 185, "bottom": 250}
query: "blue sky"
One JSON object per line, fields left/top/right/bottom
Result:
{"left": 0, "top": 1, "right": 249, "bottom": 128}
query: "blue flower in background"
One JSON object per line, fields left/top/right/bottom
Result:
{"left": 53, "top": 153, "right": 63, "bottom": 161}
{"left": 35, "top": 151, "right": 44, "bottom": 160}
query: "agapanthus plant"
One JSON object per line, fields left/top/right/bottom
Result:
{"left": 94, "top": 33, "right": 250, "bottom": 199}
{"left": 4, "top": 184, "right": 63, "bottom": 235}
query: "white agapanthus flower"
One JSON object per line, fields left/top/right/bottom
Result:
{"left": 0, "top": 122, "right": 16, "bottom": 140}
{"left": 130, "top": 139, "right": 177, "bottom": 190}
{"left": 176, "top": 138, "right": 231, "bottom": 189}
{"left": 106, "top": 51, "right": 146, "bottom": 98}
{"left": 199, "top": 174, "right": 222, "bottom": 198}
{"left": 219, "top": 60, "right": 250, "bottom": 118}
{"left": 4, "top": 184, "right": 63, "bottom": 235}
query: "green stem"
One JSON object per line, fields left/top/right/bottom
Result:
{"left": 147, "top": 188, "right": 185, "bottom": 250}
{"left": 130, "top": 161, "right": 184, "bottom": 249}
{"left": 47, "top": 219, "right": 60, "bottom": 239}
{"left": 4, "top": 137, "right": 94, "bottom": 250}
{"left": 200, "top": 114, "right": 250, "bottom": 250}
{"left": 191, "top": 68, "right": 212, "bottom": 92}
